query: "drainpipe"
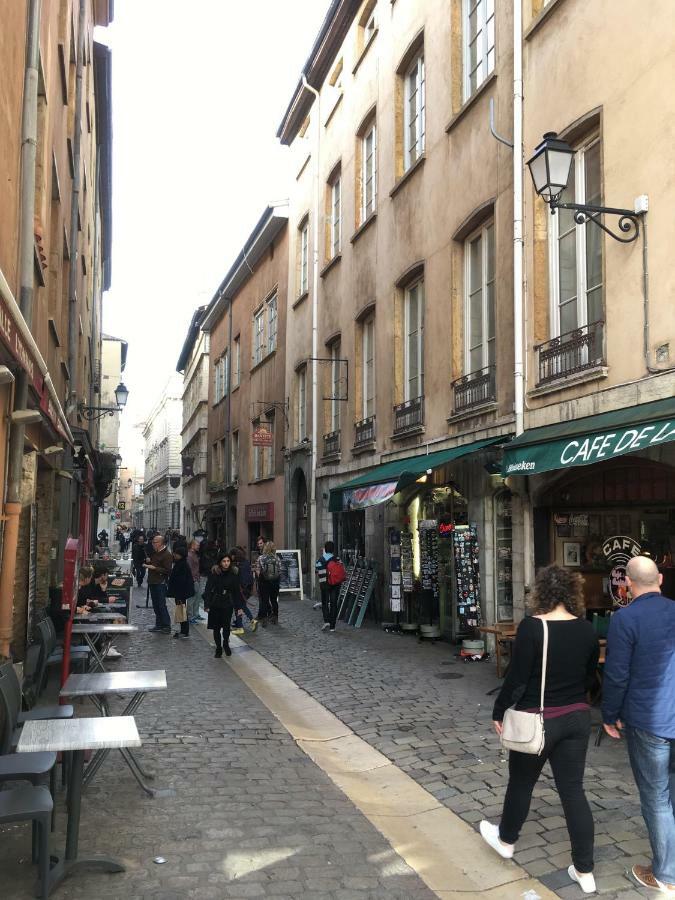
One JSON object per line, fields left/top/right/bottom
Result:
{"left": 513, "top": 0, "right": 524, "bottom": 438}
{"left": 226, "top": 298, "right": 233, "bottom": 544}
{"left": 0, "top": 0, "right": 41, "bottom": 660}
{"left": 66, "top": 0, "right": 86, "bottom": 416}
{"left": 302, "top": 73, "right": 320, "bottom": 593}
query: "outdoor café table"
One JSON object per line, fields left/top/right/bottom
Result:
{"left": 60, "top": 670, "right": 168, "bottom": 797}
{"left": 73, "top": 612, "right": 127, "bottom": 623}
{"left": 16, "top": 716, "right": 140, "bottom": 896}
{"left": 70, "top": 623, "right": 138, "bottom": 672}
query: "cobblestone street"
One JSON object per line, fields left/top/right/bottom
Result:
{"left": 245, "top": 596, "right": 652, "bottom": 900}
{"left": 0, "top": 586, "right": 438, "bottom": 900}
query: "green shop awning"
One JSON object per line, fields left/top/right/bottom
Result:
{"left": 329, "top": 436, "right": 506, "bottom": 513}
{"left": 502, "top": 397, "right": 675, "bottom": 477}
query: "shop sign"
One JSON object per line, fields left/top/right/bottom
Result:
{"left": 602, "top": 535, "right": 641, "bottom": 607}
{"left": 245, "top": 502, "right": 274, "bottom": 522}
{"left": 117, "top": 502, "right": 126, "bottom": 510}
{"left": 252, "top": 423, "right": 273, "bottom": 447}
{"left": 39, "top": 390, "right": 68, "bottom": 439}
{"left": 0, "top": 292, "right": 43, "bottom": 394}
{"left": 504, "top": 418, "right": 675, "bottom": 476}
{"left": 343, "top": 481, "right": 397, "bottom": 511}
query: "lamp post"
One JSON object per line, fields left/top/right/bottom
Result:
{"left": 527, "top": 132, "right": 644, "bottom": 243}
{"left": 79, "top": 382, "right": 129, "bottom": 421}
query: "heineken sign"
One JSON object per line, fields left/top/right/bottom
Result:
{"left": 503, "top": 416, "right": 675, "bottom": 476}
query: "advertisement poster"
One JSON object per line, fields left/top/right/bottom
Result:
{"left": 276, "top": 549, "right": 303, "bottom": 596}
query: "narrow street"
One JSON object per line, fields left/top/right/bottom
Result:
{"left": 1, "top": 584, "right": 651, "bottom": 900}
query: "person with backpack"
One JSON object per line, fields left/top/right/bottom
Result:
{"left": 316, "top": 541, "right": 335, "bottom": 631}
{"left": 325, "top": 550, "right": 347, "bottom": 633}
{"left": 258, "top": 541, "right": 281, "bottom": 626}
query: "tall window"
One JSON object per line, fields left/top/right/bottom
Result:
{"left": 330, "top": 340, "right": 341, "bottom": 432}
{"left": 231, "top": 430, "right": 239, "bottom": 481}
{"left": 361, "top": 123, "right": 377, "bottom": 222}
{"left": 253, "top": 415, "right": 274, "bottom": 479}
{"left": 363, "top": 316, "right": 375, "bottom": 419}
{"left": 299, "top": 219, "right": 309, "bottom": 295}
{"left": 464, "top": 0, "right": 495, "bottom": 99}
{"left": 297, "top": 366, "right": 307, "bottom": 442}
{"left": 253, "top": 308, "right": 265, "bottom": 365}
{"left": 404, "top": 53, "right": 425, "bottom": 171}
{"left": 329, "top": 172, "right": 342, "bottom": 257}
{"left": 550, "top": 136, "right": 603, "bottom": 337}
{"left": 267, "top": 293, "right": 277, "bottom": 353}
{"left": 404, "top": 280, "right": 424, "bottom": 400}
{"left": 222, "top": 348, "right": 230, "bottom": 396}
{"left": 233, "top": 336, "right": 240, "bottom": 387}
{"left": 465, "top": 222, "right": 495, "bottom": 373}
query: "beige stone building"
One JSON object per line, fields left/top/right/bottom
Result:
{"left": 201, "top": 206, "right": 289, "bottom": 554}
{"left": 177, "top": 306, "right": 210, "bottom": 538}
{"left": 0, "top": 0, "right": 114, "bottom": 657}
{"left": 276, "top": 0, "right": 675, "bottom": 629}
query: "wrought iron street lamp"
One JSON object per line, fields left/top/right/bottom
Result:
{"left": 79, "top": 382, "right": 130, "bottom": 421}
{"left": 527, "top": 132, "right": 643, "bottom": 243}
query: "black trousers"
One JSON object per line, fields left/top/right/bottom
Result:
{"left": 212, "top": 625, "right": 230, "bottom": 650}
{"left": 499, "top": 710, "right": 594, "bottom": 873}
{"left": 322, "top": 584, "right": 339, "bottom": 629}
{"left": 260, "top": 580, "right": 280, "bottom": 620}
{"left": 133, "top": 562, "right": 145, "bottom": 586}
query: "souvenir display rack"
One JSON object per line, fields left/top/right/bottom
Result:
{"left": 452, "top": 525, "right": 481, "bottom": 637}
{"left": 495, "top": 492, "right": 513, "bottom": 621}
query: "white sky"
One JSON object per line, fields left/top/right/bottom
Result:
{"left": 98, "top": 0, "right": 328, "bottom": 470}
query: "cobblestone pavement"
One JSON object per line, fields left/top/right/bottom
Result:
{"left": 0, "top": 587, "right": 438, "bottom": 900}
{"left": 243, "top": 596, "right": 653, "bottom": 900}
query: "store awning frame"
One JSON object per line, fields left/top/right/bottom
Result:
{"left": 329, "top": 436, "right": 507, "bottom": 513}
{"left": 502, "top": 397, "right": 675, "bottom": 478}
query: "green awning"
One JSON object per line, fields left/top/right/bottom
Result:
{"left": 502, "top": 397, "right": 675, "bottom": 477}
{"left": 329, "top": 436, "right": 506, "bottom": 513}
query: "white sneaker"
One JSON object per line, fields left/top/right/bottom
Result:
{"left": 313, "top": 601, "right": 322, "bottom": 609}
{"left": 479, "top": 821, "right": 514, "bottom": 859}
{"left": 568, "top": 865, "right": 596, "bottom": 894}
{"left": 321, "top": 623, "right": 330, "bottom": 631}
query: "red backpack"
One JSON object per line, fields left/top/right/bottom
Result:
{"left": 326, "top": 557, "right": 347, "bottom": 586}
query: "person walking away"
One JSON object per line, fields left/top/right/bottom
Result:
{"left": 602, "top": 555, "right": 675, "bottom": 893}
{"left": 203, "top": 553, "right": 240, "bottom": 657}
{"left": 168, "top": 545, "right": 194, "bottom": 639}
{"left": 480, "top": 565, "right": 600, "bottom": 894}
{"left": 230, "top": 547, "right": 257, "bottom": 634}
{"left": 186, "top": 540, "right": 205, "bottom": 624}
{"left": 145, "top": 534, "right": 173, "bottom": 634}
{"left": 315, "top": 541, "right": 334, "bottom": 625}
{"left": 132, "top": 535, "right": 148, "bottom": 588}
{"left": 325, "top": 550, "right": 347, "bottom": 633}
{"left": 259, "top": 541, "right": 281, "bottom": 626}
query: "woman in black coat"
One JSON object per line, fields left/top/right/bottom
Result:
{"left": 203, "top": 552, "right": 240, "bottom": 657}
{"left": 167, "top": 545, "right": 195, "bottom": 639}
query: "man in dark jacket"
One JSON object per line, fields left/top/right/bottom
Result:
{"left": 131, "top": 535, "right": 148, "bottom": 587}
{"left": 145, "top": 534, "right": 174, "bottom": 633}
{"left": 603, "top": 555, "right": 675, "bottom": 892}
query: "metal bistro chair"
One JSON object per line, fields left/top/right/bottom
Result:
{"left": 0, "top": 785, "right": 52, "bottom": 899}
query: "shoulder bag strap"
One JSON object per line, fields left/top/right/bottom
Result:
{"left": 539, "top": 618, "right": 549, "bottom": 713}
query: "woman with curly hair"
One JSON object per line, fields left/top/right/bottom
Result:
{"left": 480, "top": 565, "right": 600, "bottom": 894}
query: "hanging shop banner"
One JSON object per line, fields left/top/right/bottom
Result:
{"left": 503, "top": 417, "right": 675, "bottom": 476}
{"left": 252, "top": 423, "right": 273, "bottom": 447}
{"left": 245, "top": 502, "right": 274, "bottom": 522}
{"left": 343, "top": 481, "right": 397, "bottom": 511}
{"left": 276, "top": 549, "right": 303, "bottom": 596}
{"left": 0, "top": 292, "right": 43, "bottom": 394}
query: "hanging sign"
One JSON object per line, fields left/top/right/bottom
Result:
{"left": 252, "top": 423, "right": 273, "bottom": 447}
{"left": 602, "top": 535, "right": 641, "bottom": 607}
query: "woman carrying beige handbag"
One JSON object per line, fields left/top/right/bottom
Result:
{"left": 480, "top": 566, "right": 600, "bottom": 894}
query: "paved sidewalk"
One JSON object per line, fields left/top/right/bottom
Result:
{"left": 0, "top": 588, "right": 438, "bottom": 900}
{"left": 242, "top": 596, "right": 652, "bottom": 900}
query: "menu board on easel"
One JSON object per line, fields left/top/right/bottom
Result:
{"left": 276, "top": 550, "right": 304, "bottom": 597}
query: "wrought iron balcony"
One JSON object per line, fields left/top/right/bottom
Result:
{"left": 452, "top": 366, "right": 496, "bottom": 414}
{"left": 354, "top": 416, "right": 376, "bottom": 447}
{"left": 393, "top": 396, "right": 424, "bottom": 435}
{"left": 323, "top": 430, "right": 341, "bottom": 458}
{"left": 536, "top": 321, "right": 605, "bottom": 385}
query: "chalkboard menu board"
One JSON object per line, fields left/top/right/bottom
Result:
{"left": 276, "top": 550, "right": 303, "bottom": 596}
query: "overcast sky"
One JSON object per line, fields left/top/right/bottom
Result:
{"left": 97, "top": 0, "right": 327, "bottom": 470}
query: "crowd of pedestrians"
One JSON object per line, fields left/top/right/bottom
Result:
{"left": 480, "top": 557, "right": 675, "bottom": 895}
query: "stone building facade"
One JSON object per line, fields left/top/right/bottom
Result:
{"left": 142, "top": 375, "right": 183, "bottom": 533}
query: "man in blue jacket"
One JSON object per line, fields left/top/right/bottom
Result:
{"left": 602, "top": 555, "right": 675, "bottom": 894}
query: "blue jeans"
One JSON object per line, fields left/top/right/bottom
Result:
{"left": 234, "top": 600, "right": 254, "bottom": 628}
{"left": 149, "top": 583, "right": 171, "bottom": 628}
{"left": 626, "top": 725, "right": 675, "bottom": 884}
